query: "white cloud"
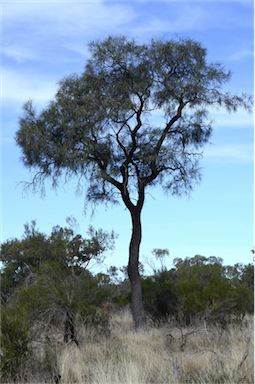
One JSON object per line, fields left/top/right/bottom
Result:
{"left": 128, "top": 6, "right": 206, "bottom": 35}
{"left": 2, "top": 1, "right": 136, "bottom": 36}
{"left": 209, "top": 107, "right": 253, "bottom": 129}
{"left": 204, "top": 143, "right": 253, "bottom": 162}
{"left": 2, "top": 67, "right": 58, "bottom": 106}
{"left": 145, "top": 106, "right": 253, "bottom": 130}
{"left": 2, "top": 1, "right": 136, "bottom": 63}
{"left": 63, "top": 43, "right": 90, "bottom": 58}
{"left": 105, "top": 0, "right": 252, "bottom": 2}
{"left": 231, "top": 48, "right": 254, "bottom": 61}
{"left": 2, "top": 45, "right": 37, "bottom": 63}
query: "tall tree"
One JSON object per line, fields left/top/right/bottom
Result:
{"left": 16, "top": 36, "right": 251, "bottom": 328}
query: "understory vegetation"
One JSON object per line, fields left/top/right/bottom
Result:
{"left": 0, "top": 222, "right": 254, "bottom": 383}
{"left": 1, "top": 311, "right": 254, "bottom": 384}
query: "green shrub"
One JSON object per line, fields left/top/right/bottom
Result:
{"left": 0, "top": 307, "right": 31, "bottom": 380}
{"left": 142, "top": 272, "right": 178, "bottom": 320}
{"left": 142, "top": 256, "right": 254, "bottom": 325}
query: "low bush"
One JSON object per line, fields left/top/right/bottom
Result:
{"left": 0, "top": 307, "right": 31, "bottom": 381}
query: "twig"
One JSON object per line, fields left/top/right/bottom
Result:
{"left": 237, "top": 341, "right": 250, "bottom": 370}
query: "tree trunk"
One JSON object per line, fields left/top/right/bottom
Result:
{"left": 64, "top": 311, "right": 79, "bottom": 346}
{"left": 128, "top": 209, "right": 145, "bottom": 329}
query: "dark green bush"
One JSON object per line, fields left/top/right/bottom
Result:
{"left": 142, "top": 272, "right": 178, "bottom": 320}
{"left": 0, "top": 307, "right": 31, "bottom": 380}
{"left": 142, "top": 256, "right": 254, "bottom": 325}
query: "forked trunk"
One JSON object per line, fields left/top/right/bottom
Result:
{"left": 128, "top": 209, "right": 145, "bottom": 329}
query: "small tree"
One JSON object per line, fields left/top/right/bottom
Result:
{"left": 16, "top": 36, "right": 251, "bottom": 328}
{"left": 1, "top": 222, "right": 115, "bottom": 344}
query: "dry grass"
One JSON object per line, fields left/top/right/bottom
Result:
{"left": 7, "top": 310, "right": 254, "bottom": 383}
{"left": 56, "top": 310, "right": 253, "bottom": 384}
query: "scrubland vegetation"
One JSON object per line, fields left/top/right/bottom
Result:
{"left": 16, "top": 36, "right": 252, "bottom": 329}
{"left": 1, "top": 310, "right": 254, "bottom": 384}
{"left": 1, "top": 222, "right": 254, "bottom": 383}
{"left": 10, "top": 37, "right": 254, "bottom": 383}
{"left": 55, "top": 311, "right": 254, "bottom": 384}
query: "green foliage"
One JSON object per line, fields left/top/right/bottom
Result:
{"left": 240, "top": 264, "right": 254, "bottom": 292}
{"left": 0, "top": 221, "right": 118, "bottom": 379}
{"left": 15, "top": 35, "right": 251, "bottom": 329}
{"left": 0, "top": 221, "right": 115, "bottom": 301}
{"left": 0, "top": 307, "right": 30, "bottom": 380}
{"left": 143, "top": 255, "right": 254, "bottom": 324}
{"left": 0, "top": 221, "right": 49, "bottom": 300}
{"left": 16, "top": 36, "right": 251, "bottom": 204}
{"left": 142, "top": 270, "right": 178, "bottom": 320}
{"left": 1, "top": 217, "right": 253, "bottom": 381}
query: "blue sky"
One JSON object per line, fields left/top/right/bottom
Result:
{"left": 1, "top": 0, "right": 254, "bottom": 272}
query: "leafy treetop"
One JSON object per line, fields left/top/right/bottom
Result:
{"left": 16, "top": 36, "right": 252, "bottom": 209}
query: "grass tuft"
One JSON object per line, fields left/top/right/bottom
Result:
{"left": 57, "top": 310, "right": 253, "bottom": 384}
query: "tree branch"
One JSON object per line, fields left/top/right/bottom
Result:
{"left": 155, "top": 99, "right": 185, "bottom": 155}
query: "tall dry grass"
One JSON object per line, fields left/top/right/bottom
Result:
{"left": 57, "top": 310, "right": 253, "bottom": 384}
{"left": 6, "top": 309, "right": 254, "bottom": 383}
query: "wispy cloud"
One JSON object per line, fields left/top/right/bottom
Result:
{"left": 231, "top": 48, "right": 254, "bottom": 61}
{"left": 204, "top": 143, "right": 253, "bottom": 162}
{"left": 2, "top": 67, "right": 58, "bottom": 106}
{"left": 2, "top": 1, "right": 136, "bottom": 63}
{"left": 2, "top": 0, "right": 253, "bottom": 69}
{"left": 2, "top": 1, "right": 136, "bottom": 37}
{"left": 2, "top": 45, "right": 37, "bottom": 63}
{"left": 209, "top": 107, "right": 253, "bottom": 129}
{"left": 104, "top": 0, "right": 252, "bottom": 3}
{"left": 145, "top": 106, "right": 253, "bottom": 131}
{"left": 63, "top": 43, "right": 90, "bottom": 59}
{"left": 127, "top": 6, "right": 207, "bottom": 36}
{"left": 2, "top": 1, "right": 253, "bottom": 121}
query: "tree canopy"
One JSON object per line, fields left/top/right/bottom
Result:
{"left": 16, "top": 36, "right": 251, "bottom": 204}
{"left": 16, "top": 36, "right": 252, "bottom": 327}
{"left": 1, "top": 221, "right": 115, "bottom": 302}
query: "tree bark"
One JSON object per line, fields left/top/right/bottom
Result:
{"left": 64, "top": 311, "right": 79, "bottom": 346}
{"left": 128, "top": 208, "right": 145, "bottom": 329}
